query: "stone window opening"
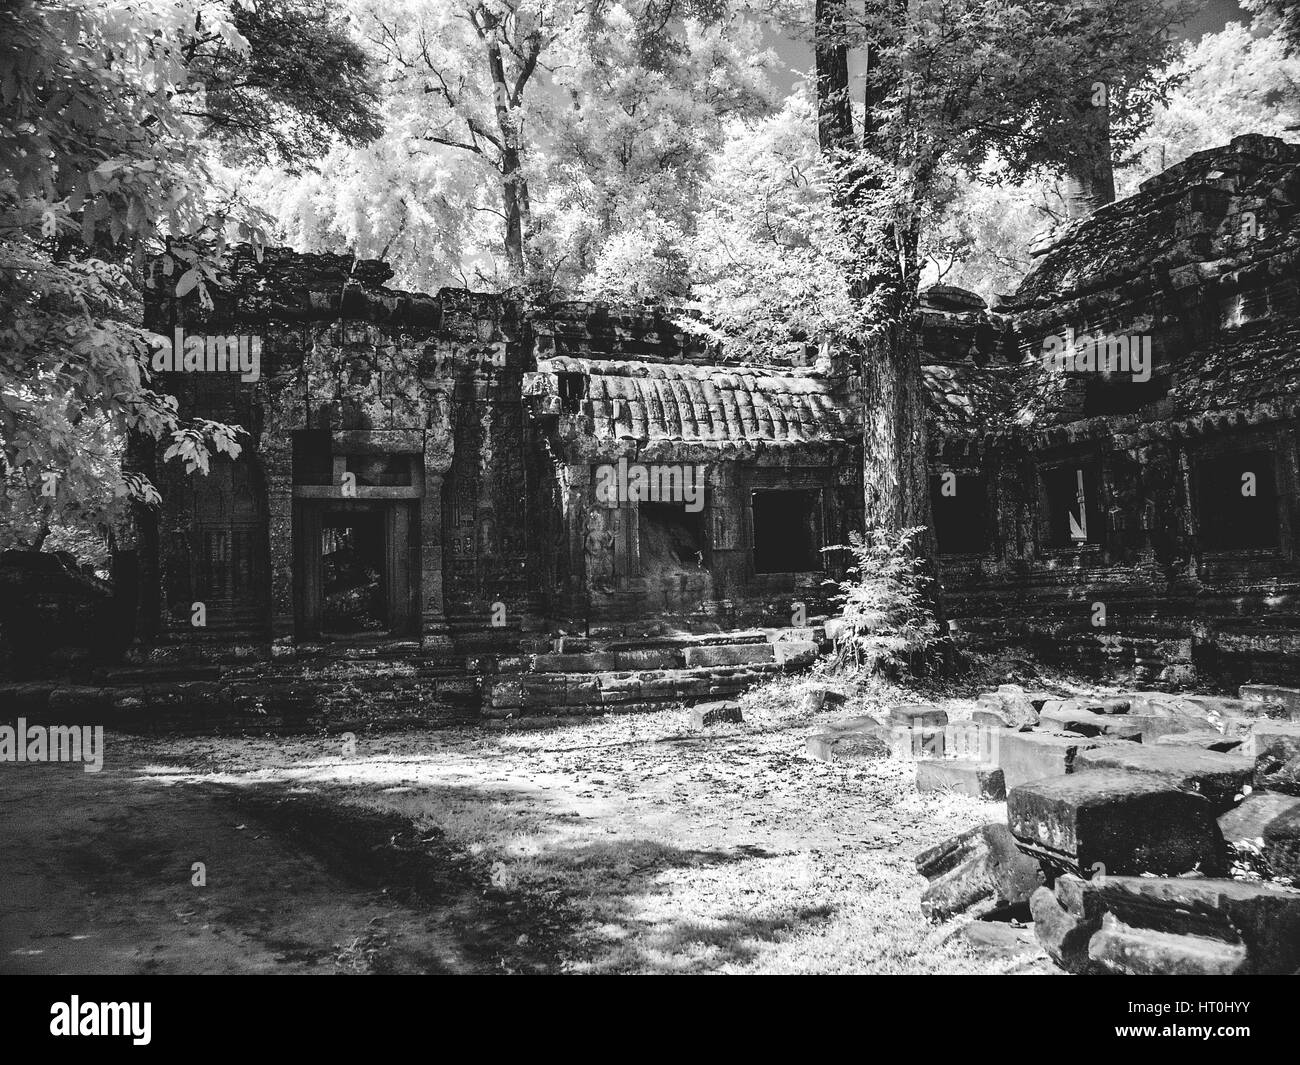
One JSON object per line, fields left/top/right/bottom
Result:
{"left": 929, "top": 473, "right": 988, "bottom": 555}
{"left": 558, "top": 372, "right": 586, "bottom": 414}
{"left": 752, "top": 489, "right": 822, "bottom": 574}
{"left": 1081, "top": 373, "right": 1168, "bottom": 417}
{"left": 1040, "top": 462, "right": 1106, "bottom": 549}
{"left": 1194, "top": 448, "right": 1279, "bottom": 551}
{"left": 638, "top": 502, "right": 706, "bottom": 580}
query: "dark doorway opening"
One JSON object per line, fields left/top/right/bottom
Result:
{"left": 753, "top": 490, "right": 820, "bottom": 573}
{"left": 1195, "top": 449, "right": 1278, "bottom": 550}
{"left": 321, "top": 511, "right": 386, "bottom": 634}
{"left": 295, "top": 500, "right": 419, "bottom": 640}
{"left": 639, "top": 502, "right": 705, "bottom": 578}
{"left": 930, "top": 474, "right": 988, "bottom": 555}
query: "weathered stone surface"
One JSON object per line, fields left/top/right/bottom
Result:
{"left": 1030, "top": 882, "right": 1095, "bottom": 972}
{"left": 971, "top": 707, "right": 1015, "bottom": 730}
{"left": 1249, "top": 721, "right": 1300, "bottom": 795}
{"left": 1219, "top": 791, "right": 1300, "bottom": 879}
{"left": 995, "top": 732, "right": 1106, "bottom": 791}
{"left": 806, "top": 727, "right": 890, "bottom": 762}
{"left": 1036, "top": 704, "right": 1142, "bottom": 740}
{"left": 614, "top": 648, "right": 681, "bottom": 670}
{"left": 530, "top": 652, "right": 618, "bottom": 673}
{"left": 1060, "top": 696, "right": 1131, "bottom": 715}
{"left": 961, "top": 919, "right": 1041, "bottom": 961}
{"left": 1073, "top": 744, "right": 1252, "bottom": 812}
{"left": 1008, "top": 770, "right": 1226, "bottom": 876}
{"left": 888, "top": 704, "right": 948, "bottom": 729}
{"left": 773, "top": 640, "right": 819, "bottom": 666}
{"left": 915, "top": 823, "right": 1045, "bottom": 922}
{"left": 689, "top": 700, "right": 743, "bottom": 727}
{"left": 916, "top": 759, "right": 1006, "bottom": 800}
{"left": 991, "top": 684, "right": 1041, "bottom": 727}
{"left": 682, "top": 644, "right": 774, "bottom": 668}
{"left": 1156, "top": 730, "right": 1243, "bottom": 753}
{"left": 1036, "top": 873, "right": 1300, "bottom": 975}
{"left": 1240, "top": 684, "right": 1300, "bottom": 719}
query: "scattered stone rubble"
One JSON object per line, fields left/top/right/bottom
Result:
{"left": 809, "top": 680, "right": 1300, "bottom": 973}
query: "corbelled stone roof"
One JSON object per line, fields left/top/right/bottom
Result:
{"left": 524, "top": 357, "right": 860, "bottom": 462}
{"left": 929, "top": 135, "right": 1300, "bottom": 446}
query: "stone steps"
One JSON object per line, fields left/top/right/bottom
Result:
{"left": 481, "top": 660, "right": 796, "bottom": 717}
{"left": 5, "top": 625, "right": 825, "bottom": 729}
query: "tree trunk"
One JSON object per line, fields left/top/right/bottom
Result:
{"left": 815, "top": 0, "right": 943, "bottom": 622}
{"left": 815, "top": 0, "right": 936, "bottom": 547}
{"left": 479, "top": 7, "right": 534, "bottom": 279}
{"left": 1062, "top": 89, "right": 1116, "bottom": 220}
{"left": 500, "top": 145, "right": 530, "bottom": 278}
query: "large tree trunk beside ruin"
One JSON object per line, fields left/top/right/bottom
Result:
{"left": 815, "top": 0, "right": 937, "bottom": 563}
{"left": 1062, "top": 91, "right": 1117, "bottom": 220}
{"left": 861, "top": 321, "right": 933, "bottom": 542}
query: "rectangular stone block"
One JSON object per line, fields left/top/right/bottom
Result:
{"left": 1240, "top": 684, "right": 1300, "bottom": 719}
{"left": 614, "top": 648, "right": 681, "bottom": 670}
{"left": 915, "top": 823, "right": 1044, "bottom": 922}
{"left": 1008, "top": 770, "right": 1225, "bottom": 876}
{"left": 995, "top": 732, "right": 1106, "bottom": 791}
{"left": 1250, "top": 721, "right": 1300, "bottom": 796}
{"left": 1073, "top": 744, "right": 1252, "bottom": 812}
{"left": 682, "top": 644, "right": 773, "bottom": 668}
{"left": 806, "top": 728, "right": 890, "bottom": 763}
{"left": 888, "top": 704, "right": 948, "bottom": 729}
{"left": 916, "top": 759, "right": 1006, "bottom": 800}
{"left": 690, "top": 700, "right": 743, "bottom": 727}
{"left": 530, "top": 652, "right": 617, "bottom": 673}
{"left": 1155, "top": 730, "right": 1243, "bottom": 753}
{"left": 1088, "top": 876, "right": 1300, "bottom": 975}
{"left": 773, "top": 641, "right": 819, "bottom": 666}
{"left": 1037, "top": 704, "right": 1142, "bottom": 740}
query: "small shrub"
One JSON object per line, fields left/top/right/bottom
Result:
{"left": 824, "top": 526, "right": 942, "bottom": 676}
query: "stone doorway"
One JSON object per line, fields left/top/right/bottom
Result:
{"left": 294, "top": 499, "right": 420, "bottom": 640}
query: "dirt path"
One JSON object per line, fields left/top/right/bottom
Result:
{"left": 0, "top": 747, "right": 555, "bottom": 974}
{"left": 1, "top": 674, "right": 1058, "bottom": 974}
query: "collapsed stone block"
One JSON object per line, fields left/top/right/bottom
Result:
{"left": 1008, "top": 770, "right": 1226, "bottom": 876}
{"left": 773, "top": 641, "right": 818, "bottom": 667}
{"left": 797, "top": 686, "right": 847, "bottom": 714}
{"left": 995, "top": 731, "right": 1106, "bottom": 790}
{"left": 805, "top": 721, "right": 891, "bottom": 762}
{"left": 1155, "top": 730, "right": 1243, "bottom": 753}
{"left": 991, "top": 684, "right": 1041, "bottom": 727}
{"left": 1073, "top": 743, "right": 1253, "bottom": 812}
{"left": 1249, "top": 721, "right": 1300, "bottom": 795}
{"left": 1060, "top": 696, "right": 1130, "bottom": 715}
{"left": 916, "top": 759, "right": 1006, "bottom": 800}
{"left": 1036, "top": 704, "right": 1141, "bottom": 740}
{"left": 1033, "top": 873, "right": 1300, "bottom": 975}
{"left": 1218, "top": 791, "right": 1300, "bottom": 880}
{"left": 1240, "top": 684, "right": 1300, "bottom": 720}
{"left": 915, "top": 823, "right": 1045, "bottom": 922}
{"left": 690, "top": 700, "right": 743, "bottom": 727}
{"left": 888, "top": 704, "right": 948, "bottom": 729}
{"left": 971, "top": 707, "right": 1016, "bottom": 730}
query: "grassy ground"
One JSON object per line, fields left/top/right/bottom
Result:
{"left": 2, "top": 654, "right": 1128, "bottom": 974}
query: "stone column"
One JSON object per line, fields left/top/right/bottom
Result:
{"left": 265, "top": 452, "right": 295, "bottom": 655}
{"left": 421, "top": 395, "right": 455, "bottom": 649}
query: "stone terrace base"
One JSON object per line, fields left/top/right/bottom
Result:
{"left": 1, "top": 625, "right": 824, "bottom": 733}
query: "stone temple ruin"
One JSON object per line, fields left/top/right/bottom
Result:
{"left": 2, "top": 134, "right": 1299, "bottom": 973}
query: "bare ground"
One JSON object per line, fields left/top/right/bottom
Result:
{"left": 0, "top": 666, "right": 1095, "bottom": 975}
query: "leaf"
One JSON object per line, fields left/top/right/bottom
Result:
{"left": 174, "top": 267, "right": 198, "bottom": 298}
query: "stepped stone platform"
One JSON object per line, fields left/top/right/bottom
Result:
{"left": 0, "top": 626, "right": 825, "bottom": 732}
